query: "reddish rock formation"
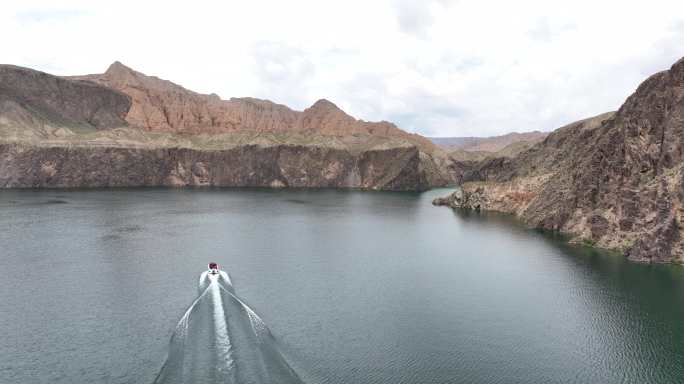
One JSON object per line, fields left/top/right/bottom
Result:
{"left": 435, "top": 57, "right": 684, "bottom": 263}
{"left": 73, "top": 62, "right": 438, "bottom": 152}
{"left": 73, "top": 62, "right": 297, "bottom": 135}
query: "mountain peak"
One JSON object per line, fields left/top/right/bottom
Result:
{"left": 309, "top": 98, "right": 341, "bottom": 112}
{"left": 105, "top": 61, "right": 135, "bottom": 76}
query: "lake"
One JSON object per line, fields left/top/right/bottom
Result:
{"left": 1, "top": 188, "right": 683, "bottom": 384}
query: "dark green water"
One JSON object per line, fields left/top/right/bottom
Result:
{"left": 1, "top": 188, "right": 683, "bottom": 384}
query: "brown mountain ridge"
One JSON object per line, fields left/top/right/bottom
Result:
{"left": 71, "top": 62, "right": 438, "bottom": 153}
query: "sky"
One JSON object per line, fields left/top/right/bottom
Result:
{"left": 2, "top": 0, "right": 684, "bottom": 137}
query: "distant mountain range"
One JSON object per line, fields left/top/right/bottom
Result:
{"left": 429, "top": 131, "right": 549, "bottom": 163}
{"left": 430, "top": 131, "right": 548, "bottom": 152}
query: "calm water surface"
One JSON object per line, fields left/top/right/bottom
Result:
{"left": 1, "top": 188, "right": 683, "bottom": 384}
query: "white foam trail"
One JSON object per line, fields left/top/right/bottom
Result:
{"left": 153, "top": 282, "right": 214, "bottom": 384}
{"left": 218, "top": 284, "right": 269, "bottom": 340}
{"left": 179, "top": 283, "right": 213, "bottom": 335}
{"left": 199, "top": 271, "right": 209, "bottom": 287}
{"left": 209, "top": 274, "right": 235, "bottom": 378}
{"left": 154, "top": 269, "right": 306, "bottom": 384}
{"left": 219, "top": 270, "right": 232, "bottom": 286}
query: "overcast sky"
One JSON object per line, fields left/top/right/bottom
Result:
{"left": 3, "top": 0, "right": 684, "bottom": 137}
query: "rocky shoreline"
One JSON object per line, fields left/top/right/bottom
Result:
{"left": 433, "top": 57, "right": 684, "bottom": 264}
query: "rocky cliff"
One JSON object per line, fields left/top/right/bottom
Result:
{"left": 0, "top": 64, "right": 450, "bottom": 191}
{"left": 0, "top": 134, "right": 428, "bottom": 190}
{"left": 435, "top": 57, "right": 684, "bottom": 263}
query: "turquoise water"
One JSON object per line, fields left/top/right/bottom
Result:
{"left": 1, "top": 188, "right": 683, "bottom": 384}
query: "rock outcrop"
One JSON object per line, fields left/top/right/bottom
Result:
{"left": 435, "top": 57, "right": 684, "bottom": 263}
{"left": 0, "top": 63, "right": 451, "bottom": 191}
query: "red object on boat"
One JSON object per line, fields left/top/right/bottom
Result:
{"left": 209, "top": 262, "right": 218, "bottom": 270}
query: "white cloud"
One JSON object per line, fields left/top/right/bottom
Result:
{"left": 2, "top": 0, "right": 684, "bottom": 137}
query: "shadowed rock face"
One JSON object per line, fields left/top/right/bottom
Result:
{"left": 0, "top": 65, "right": 130, "bottom": 129}
{"left": 0, "top": 143, "right": 426, "bottom": 190}
{"left": 435, "top": 57, "right": 684, "bottom": 263}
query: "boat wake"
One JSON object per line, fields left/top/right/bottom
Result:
{"left": 153, "top": 270, "right": 305, "bottom": 384}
